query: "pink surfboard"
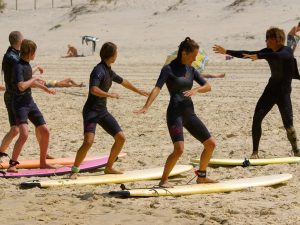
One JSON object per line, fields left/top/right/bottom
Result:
{"left": 0, "top": 157, "right": 109, "bottom": 178}
{"left": 0, "top": 153, "right": 126, "bottom": 169}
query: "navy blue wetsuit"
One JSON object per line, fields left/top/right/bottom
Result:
{"left": 83, "top": 61, "right": 123, "bottom": 135}
{"left": 1, "top": 47, "right": 20, "bottom": 126}
{"left": 227, "top": 46, "right": 299, "bottom": 151}
{"left": 155, "top": 59, "right": 211, "bottom": 143}
{"left": 11, "top": 59, "right": 45, "bottom": 126}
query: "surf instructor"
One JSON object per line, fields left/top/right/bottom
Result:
{"left": 135, "top": 37, "right": 217, "bottom": 188}
{"left": 69, "top": 42, "right": 149, "bottom": 179}
{"left": 213, "top": 27, "right": 300, "bottom": 159}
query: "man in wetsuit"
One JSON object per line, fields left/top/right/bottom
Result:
{"left": 287, "top": 22, "right": 300, "bottom": 53}
{"left": 7, "top": 39, "right": 56, "bottom": 172}
{"left": 0, "top": 31, "right": 49, "bottom": 162}
{"left": 213, "top": 27, "right": 300, "bottom": 158}
{"left": 0, "top": 31, "right": 23, "bottom": 161}
{"left": 69, "top": 42, "right": 149, "bottom": 178}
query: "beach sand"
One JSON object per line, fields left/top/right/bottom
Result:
{"left": 1, "top": 0, "right": 300, "bottom": 224}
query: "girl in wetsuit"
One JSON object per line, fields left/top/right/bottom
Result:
{"left": 213, "top": 27, "right": 300, "bottom": 159}
{"left": 69, "top": 42, "right": 149, "bottom": 178}
{"left": 8, "top": 39, "right": 56, "bottom": 172}
{"left": 135, "top": 37, "right": 217, "bottom": 188}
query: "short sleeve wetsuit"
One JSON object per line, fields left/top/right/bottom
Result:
{"left": 2, "top": 47, "right": 20, "bottom": 126}
{"left": 155, "top": 59, "right": 211, "bottom": 143}
{"left": 11, "top": 59, "right": 46, "bottom": 126}
{"left": 227, "top": 46, "right": 299, "bottom": 151}
{"left": 83, "top": 61, "right": 123, "bottom": 135}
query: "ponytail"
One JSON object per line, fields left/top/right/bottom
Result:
{"left": 177, "top": 37, "right": 199, "bottom": 61}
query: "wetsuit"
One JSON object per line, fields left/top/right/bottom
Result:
{"left": 83, "top": 61, "right": 123, "bottom": 135}
{"left": 155, "top": 59, "right": 211, "bottom": 143}
{"left": 1, "top": 47, "right": 20, "bottom": 126}
{"left": 11, "top": 59, "right": 45, "bottom": 126}
{"left": 227, "top": 46, "right": 299, "bottom": 152}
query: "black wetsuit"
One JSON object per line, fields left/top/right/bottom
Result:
{"left": 227, "top": 46, "right": 299, "bottom": 152}
{"left": 155, "top": 59, "right": 211, "bottom": 143}
{"left": 11, "top": 59, "right": 45, "bottom": 126}
{"left": 1, "top": 47, "right": 20, "bottom": 126}
{"left": 83, "top": 61, "right": 123, "bottom": 135}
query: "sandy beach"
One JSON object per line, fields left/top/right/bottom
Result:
{"left": 1, "top": 0, "right": 300, "bottom": 224}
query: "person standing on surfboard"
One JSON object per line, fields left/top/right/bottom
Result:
{"left": 0, "top": 31, "right": 23, "bottom": 162}
{"left": 69, "top": 42, "right": 149, "bottom": 179}
{"left": 213, "top": 27, "right": 300, "bottom": 159}
{"left": 135, "top": 37, "right": 217, "bottom": 188}
{"left": 0, "top": 31, "right": 55, "bottom": 163}
{"left": 7, "top": 39, "right": 56, "bottom": 172}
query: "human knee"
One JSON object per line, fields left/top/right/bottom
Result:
{"left": 10, "top": 126, "right": 19, "bottom": 137}
{"left": 174, "top": 143, "right": 184, "bottom": 156}
{"left": 204, "top": 138, "right": 216, "bottom": 151}
{"left": 115, "top": 132, "right": 126, "bottom": 144}
{"left": 38, "top": 125, "right": 50, "bottom": 137}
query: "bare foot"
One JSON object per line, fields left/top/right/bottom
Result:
{"left": 7, "top": 166, "right": 18, "bottom": 173}
{"left": 196, "top": 177, "right": 218, "bottom": 184}
{"left": 250, "top": 153, "right": 259, "bottom": 159}
{"left": 68, "top": 172, "right": 78, "bottom": 179}
{"left": 46, "top": 154, "right": 55, "bottom": 159}
{"left": 218, "top": 73, "right": 225, "bottom": 78}
{"left": 104, "top": 167, "right": 123, "bottom": 174}
{"left": 40, "top": 163, "right": 56, "bottom": 169}
{"left": 79, "top": 83, "right": 86, "bottom": 87}
{"left": 158, "top": 180, "right": 174, "bottom": 188}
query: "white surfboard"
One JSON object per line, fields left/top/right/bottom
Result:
{"left": 190, "top": 157, "right": 300, "bottom": 166}
{"left": 20, "top": 165, "right": 193, "bottom": 188}
{"left": 109, "top": 173, "right": 292, "bottom": 197}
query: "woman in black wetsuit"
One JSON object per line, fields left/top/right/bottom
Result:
{"left": 135, "top": 37, "right": 217, "bottom": 188}
{"left": 213, "top": 27, "right": 300, "bottom": 159}
{"left": 69, "top": 42, "right": 149, "bottom": 178}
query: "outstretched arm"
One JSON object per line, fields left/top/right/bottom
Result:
{"left": 134, "top": 87, "right": 160, "bottom": 114}
{"left": 33, "top": 81, "right": 56, "bottom": 95}
{"left": 121, "top": 79, "right": 149, "bottom": 97}
{"left": 213, "top": 44, "right": 261, "bottom": 58}
{"left": 17, "top": 76, "right": 43, "bottom": 92}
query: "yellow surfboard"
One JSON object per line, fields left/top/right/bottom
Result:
{"left": 20, "top": 164, "right": 193, "bottom": 188}
{"left": 190, "top": 157, "right": 300, "bottom": 166}
{"left": 109, "top": 174, "right": 292, "bottom": 197}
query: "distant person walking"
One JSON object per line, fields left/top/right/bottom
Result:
{"left": 287, "top": 22, "right": 300, "bottom": 53}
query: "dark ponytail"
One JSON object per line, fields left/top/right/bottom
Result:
{"left": 177, "top": 37, "right": 199, "bottom": 61}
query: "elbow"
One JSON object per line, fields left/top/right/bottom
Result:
{"left": 17, "top": 84, "right": 26, "bottom": 92}
{"left": 90, "top": 86, "right": 97, "bottom": 95}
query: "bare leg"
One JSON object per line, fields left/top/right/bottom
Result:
{"left": 35, "top": 125, "right": 54, "bottom": 169}
{"left": 158, "top": 141, "right": 184, "bottom": 188}
{"left": 7, "top": 124, "right": 28, "bottom": 172}
{"left": 69, "top": 132, "right": 95, "bottom": 179}
{"left": 196, "top": 137, "right": 218, "bottom": 183}
{"left": 35, "top": 127, "right": 54, "bottom": 159}
{"left": 56, "top": 78, "right": 84, "bottom": 87}
{"left": 104, "top": 131, "right": 125, "bottom": 174}
{"left": 0, "top": 126, "right": 19, "bottom": 154}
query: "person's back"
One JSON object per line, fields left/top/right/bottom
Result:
{"left": 2, "top": 32, "right": 22, "bottom": 92}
